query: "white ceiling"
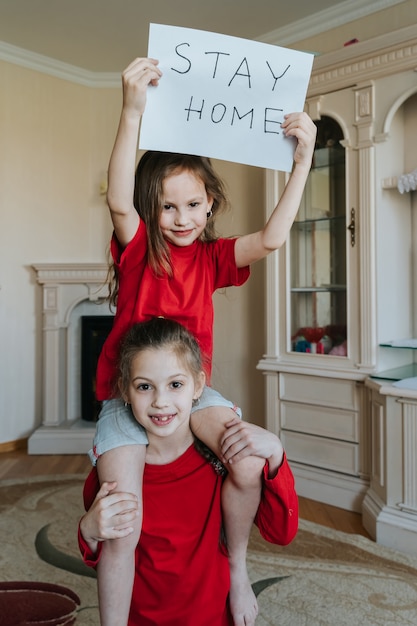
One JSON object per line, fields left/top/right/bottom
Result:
{"left": 0, "top": 0, "right": 385, "bottom": 73}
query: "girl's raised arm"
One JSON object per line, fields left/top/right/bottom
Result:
{"left": 106, "top": 58, "right": 162, "bottom": 248}
{"left": 234, "top": 112, "right": 316, "bottom": 268}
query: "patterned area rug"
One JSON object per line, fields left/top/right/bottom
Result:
{"left": 1, "top": 475, "right": 417, "bottom": 625}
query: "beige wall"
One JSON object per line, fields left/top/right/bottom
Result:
{"left": 212, "top": 161, "right": 265, "bottom": 424}
{"left": 0, "top": 62, "right": 118, "bottom": 443}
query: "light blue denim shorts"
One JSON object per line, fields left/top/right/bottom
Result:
{"left": 88, "top": 386, "right": 241, "bottom": 466}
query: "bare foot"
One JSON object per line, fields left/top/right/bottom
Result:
{"left": 229, "top": 561, "right": 258, "bottom": 625}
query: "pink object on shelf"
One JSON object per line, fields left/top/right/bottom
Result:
{"left": 329, "top": 341, "right": 347, "bottom": 356}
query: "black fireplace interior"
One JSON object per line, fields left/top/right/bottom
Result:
{"left": 81, "top": 315, "right": 114, "bottom": 421}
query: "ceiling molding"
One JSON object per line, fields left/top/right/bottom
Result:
{"left": 308, "top": 22, "right": 417, "bottom": 96}
{"left": 0, "top": 0, "right": 409, "bottom": 87}
{"left": 0, "top": 40, "right": 120, "bottom": 88}
{"left": 259, "top": 0, "right": 407, "bottom": 46}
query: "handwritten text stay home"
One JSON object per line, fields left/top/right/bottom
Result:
{"left": 172, "top": 42, "right": 291, "bottom": 133}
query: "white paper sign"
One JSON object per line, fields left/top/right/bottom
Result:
{"left": 140, "top": 24, "right": 314, "bottom": 171}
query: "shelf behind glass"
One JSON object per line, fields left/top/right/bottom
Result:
{"left": 380, "top": 340, "right": 417, "bottom": 349}
{"left": 291, "top": 286, "right": 346, "bottom": 293}
{"left": 371, "top": 364, "right": 417, "bottom": 381}
{"left": 294, "top": 215, "right": 346, "bottom": 226}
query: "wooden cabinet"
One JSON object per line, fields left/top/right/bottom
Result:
{"left": 261, "top": 367, "right": 369, "bottom": 512}
{"left": 280, "top": 373, "right": 361, "bottom": 478}
{"left": 363, "top": 379, "right": 417, "bottom": 555}
{"left": 258, "top": 24, "right": 417, "bottom": 535}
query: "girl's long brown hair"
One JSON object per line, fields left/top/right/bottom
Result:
{"left": 108, "top": 151, "right": 229, "bottom": 308}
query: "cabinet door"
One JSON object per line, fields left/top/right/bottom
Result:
{"left": 266, "top": 87, "right": 360, "bottom": 370}
{"left": 291, "top": 133, "right": 347, "bottom": 355}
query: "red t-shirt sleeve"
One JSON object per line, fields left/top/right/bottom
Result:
{"left": 77, "top": 524, "right": 102, "bottom": 568}
{"left": 212, "top": 238, "right": 250, "bottom": 289}
{"left": 78, "top": 468, "right": 103, "bottom": 568}
{"left": 110, "top": 220, "right": 147, "bottom": 270}
{"left": 255, "top": 453, "right": 299, "bottom": 545}
{"left": 83, "top": 467, "right": 100, "bottom": 509}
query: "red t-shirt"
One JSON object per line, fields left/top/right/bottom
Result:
{"left": 79, "top": 447, "right": 298, "bottom": 626}
{"left": 95, "top": 222, "right": 250, "bottom": 399}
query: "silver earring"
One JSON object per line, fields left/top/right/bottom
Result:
{"left": 206, "top": 210, "right": 212, "bottom": 218}
{"left": 124, "top": 401, "right": 129, "bottom": 408}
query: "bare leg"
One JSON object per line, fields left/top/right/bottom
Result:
{"left": 224, "top": 456, "right": 263, "bottom": 625}
{"left": 191, "top": 407, "right": 263, "bottom": 626}
{"left": 96, "top": 445, "right": 145, "bottom": 626}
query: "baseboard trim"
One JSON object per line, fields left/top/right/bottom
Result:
{"left": 362, "top": 489, "right": 417, "bottom": 555}
{"left": 28, "top": 420, "right": 95, "bottom": 455}
{"left": 0, "top": 438, "right": 27, "bottom": 453}
{"left": 291, "top": 462, "right": 369, "bottom": 513}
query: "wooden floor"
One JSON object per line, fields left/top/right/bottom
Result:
{"left": 0, "top": 449, "right": 371, "bottom": 539}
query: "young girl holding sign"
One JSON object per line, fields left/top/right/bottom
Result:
{"left": 91, "top": 57, "right": 315, "bottom": 626}
{"left": 80, "top": 317, "right": 298, "bottom": 625}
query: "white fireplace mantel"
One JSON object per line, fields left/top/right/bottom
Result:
{"left": 28, "top": 263, "right": 111, "bottom": 454}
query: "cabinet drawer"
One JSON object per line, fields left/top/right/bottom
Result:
{"left": 281, "top": 401, "right": 359, "bottom": 442}
{"left": 281, "top": 430, "right": 359, "bottom": 475}
{"left": 279, "top": 373, "right": 358, "bottom": 411}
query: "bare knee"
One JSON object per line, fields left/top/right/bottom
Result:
{"left": 190, "top": 406, "right": 236, "bottom": 451}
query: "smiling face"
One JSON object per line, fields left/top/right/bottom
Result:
{"left": 159, "top": 169, "right": 213, "bottom": 247}
{"left": 125, "top": 346, "right": 205, "bottom": 441}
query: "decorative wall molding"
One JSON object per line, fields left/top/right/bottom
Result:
{"left": 28, "top": 263, "right": 112, "bottom": 454}
{"left": 399, "top": 400, "right": 417, "bottom": 512}
{"left": 260, "top": 0, "right": 407, "bottom": 47}
{"left": 0, "top": 1, "right": 409, "bottom": 87}
{"left": 309, "top": 24, "right": 417, "bottom": 96}
{"left": 0, "top": 40, "right": 120, "bottom": 88}
{"left": 33, "top": 263, "right": 109, "bottom": 285}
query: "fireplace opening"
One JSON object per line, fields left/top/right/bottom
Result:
{"left": 81, "top": 315, "right": 114, "bottom": 421}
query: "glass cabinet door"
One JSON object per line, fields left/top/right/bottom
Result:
{"left": 290, "top": 116, "right": 347, "bottom": 356}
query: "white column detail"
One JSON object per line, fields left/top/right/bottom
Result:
{"left": 400, "top": 400, "right": 417, "bottom": 512}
